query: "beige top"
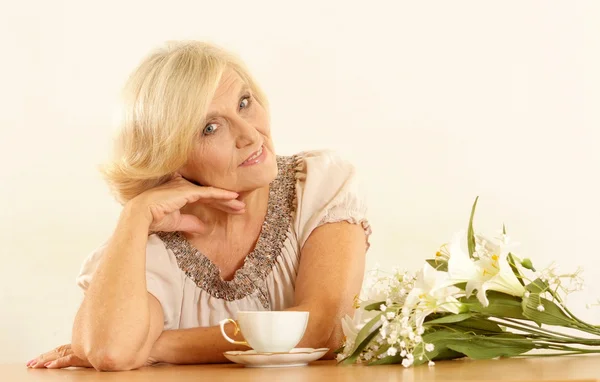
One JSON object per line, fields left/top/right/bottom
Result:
{"left": 76, "top": 150, "right": 371, "bottom": 330}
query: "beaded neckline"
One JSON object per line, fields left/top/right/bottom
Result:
{"left": 156, "top": 155, "right": 297, "bottom": 308}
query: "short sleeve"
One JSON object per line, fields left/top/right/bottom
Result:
{"left": 75, "top": 234, "right": 183, "bottom": 330}
{"left": 294, "top": 150, "right": 372, "bottom": 250}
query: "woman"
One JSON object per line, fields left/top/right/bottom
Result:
{"left": 27, "top": 41, "right": 370, "bottom": 371}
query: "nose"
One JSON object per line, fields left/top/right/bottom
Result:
{"left": 231, "top": 115, "right": 258, "bottom": 149}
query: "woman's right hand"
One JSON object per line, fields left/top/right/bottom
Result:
{"left": 27, "top": 344, "right": 92, "bottom": 369}
{"left": 27, "top": 344, "right": 158, "bottom": 369}
{"left": 128, "top": 173, "right": 245, "bottom": 234}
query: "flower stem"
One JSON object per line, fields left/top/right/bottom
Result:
{"left": 538, "top": 343, "right": 600, "bottom": 353}
{"left": 545, "top": 289, "right": 600, "bottom": 333}
{"left": 527, "top": 334, "right": 600, "bottom": 346}
{"left": 489, "top": 317, "right": 585, "bottom": 340}
{"left": 489, "top": 319, "right": 565, "bottom": 339}
{"left": 521, "top": 351, "right": 587, "bottom": 357}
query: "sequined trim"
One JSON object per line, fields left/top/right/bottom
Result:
{"left": 157, "top": 155, "right": 297, "bottom": 309}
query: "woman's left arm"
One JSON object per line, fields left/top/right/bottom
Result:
{"left": 150, "top": 221, "right": 366, "bottom": 364}
{"left": 288, "top": 221, "right": 367, "bottom": 355}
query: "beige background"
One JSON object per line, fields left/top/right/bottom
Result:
{"left": 1, "top": 0, "right": 599, "bottom": 363}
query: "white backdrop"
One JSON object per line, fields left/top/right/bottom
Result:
{"left": 1, "top": 0, "right": 599, "bottom": 363}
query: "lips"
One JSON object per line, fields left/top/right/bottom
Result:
{"left": 241, "top": 145, "right": 264, "bottom": 165}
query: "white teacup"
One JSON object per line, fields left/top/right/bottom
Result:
{"left": 219, "top": 311, "right": 309, "bottom": 353}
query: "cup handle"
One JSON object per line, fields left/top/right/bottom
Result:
{"left": 219, "top": 318, "right": 250, "bottom": 347}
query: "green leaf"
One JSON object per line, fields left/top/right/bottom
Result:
{"left": 507, "top": 253, "right": 526, "bottom": 287}
{"left": 428, "top": 347, "right": 464, "bottom": 362}
{"left": 461, "top": 291, "right": 526, "bottom": 319}
{"left": 340, "top": 328, "right": 380, "bottom": 364}
{"left": 424, "top": 314, "right": 502, "bottom": 334}
{"left": 453, "top": 317, "right": 504, "bottom": 333}
{"left": 413, "top": 330, "right": 472, "bottom": 365}
{"left": 372, "top": 343, "right": 390, "bottom": 358}
{"left": 415, "top": 331, "right": 532, "bottom": 365}
{"left": 353, "top": 312, "right": 382, "bottom": 348}
{"left": 425, "top": 313, "right": 474, "bottom": 325}
{"left": 426, "top": 259, "right": 448, "bottom": 272}
{"left": 341, "top": 313, "right": 383, "bottom": 364}
{"left": 446, "top": 333, "right": 533, "bottom": 359}
{"left": 525, "top": 278, "right": 549, "bottom": 294}
{"left": 412, "top": 347, "right": 465, "bottom": 367}
{"left": 522, "top": 294, "right": 574, "bottom": 327}
{"left": 503, "top": 223, "right": 507, "bottom": 235}
{"left": 368, "top": 355, "right": 402, "bottom": 365}
{"left": 467, "top": 196, "right": 479, "bottom": 258}
{"left": 363, "top": 301, "right": 385, "bottom": 311}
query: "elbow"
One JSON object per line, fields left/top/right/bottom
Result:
{"left": 307, "top": 318, "right": 344, "bottom": 361}
{"left": 303, "top": 335, "right": 329, "bottom": 350}
{"left": 73, "top": 335, "right": 142, "bottom": 371}
{"left": 305, "top": 314, "right": 342, "bottom": 350}
{"left": 86, "top": 349, "right": 142, "bottom": 371}
{"left": 72, "top": 324, "right": 147, "bottom": 371}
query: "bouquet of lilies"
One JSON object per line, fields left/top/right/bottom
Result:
{"left": 338, "top": 198, "right": 600, "bottom": 367}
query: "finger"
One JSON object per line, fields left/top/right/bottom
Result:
{"left": 210, "top": 205, "right": 247, "bottom": 215}
{"left": 176, "top": 214, "right": 206, "bottom": 234}
{"left": 184, "top": 199, "right": 245, "bottom": 215}
{"left": 189, "top": 197, "right": 246, "bottom": 210}
{"left": 29, "top": 352, "right": 60, "bottom": 368}
{"left": 208, "top": 199, "right": 246, "bottom": 213}
{"left": 186, "top": 186, "right": 239, "bottom": 201}
{"left": 217, "top": 199, "right": 246, "bottom": 210}
{"left": 46, "top": 354, "right": 91, "bottom": 369}
{"left": 29, "top": 344, "right": 73, "bottom": 369}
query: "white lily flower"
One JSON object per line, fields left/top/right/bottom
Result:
{"left": 445, "top": 232, "right": 525, "bottom": 306}
{"left": 475, "top": 232, "right": 521, "bottom": 260}
{"left": 341, "top": 314, "right": 361, "bottom": 350}
{"left": 404, "top": 264, "right": 462, "bottom": 327}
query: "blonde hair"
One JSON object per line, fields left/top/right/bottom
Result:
{"left": 101, "top": 41, "right": 269, "bottom": 204}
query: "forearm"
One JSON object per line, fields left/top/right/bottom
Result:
{"left": 149, "top": 304, "right": 344, "bottom": 365}
{"left": 150, "top": 324, "right": 247, "bottom": 364}
{"left": 73, "top": 204, "right": 153, "bottom": 367}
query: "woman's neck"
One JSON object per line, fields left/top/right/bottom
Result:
{"left": 182, "top": 185, "right": 270, "bottom": 238}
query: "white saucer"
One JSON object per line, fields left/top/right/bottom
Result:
{"left": 224, "top": 347, "right": 329, "bottom": 368}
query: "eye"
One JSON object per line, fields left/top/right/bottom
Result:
{"left": 240, "top": 95, "right": 252, "bottom": 110}
{"left": 202, "top": 123, "right": 218, "bottom": 136}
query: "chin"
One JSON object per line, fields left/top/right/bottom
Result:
{"left": 240, "top": 160, "right": 278, "bottom": 192}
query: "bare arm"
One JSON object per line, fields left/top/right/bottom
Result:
{"left": 70, "top": 206, "right": 164, "bottom": 371}
{"left": 147, "top": 221, "right": 367, "bottom": 364}
{"left": 291, "top": 221, "right": 367, "bottom": 356}
{"left": 70, "top": 177, "right": 243, "bottom": 371}
{"left": 149, "top": 325, "right": 247, "bottom": 364}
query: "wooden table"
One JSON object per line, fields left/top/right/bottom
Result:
{"left": 4, "top": 356, "right": 600, "bottom": 382}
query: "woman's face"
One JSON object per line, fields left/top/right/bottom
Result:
{"left": 179, "top": 68, "right": 278, "bottom": 193}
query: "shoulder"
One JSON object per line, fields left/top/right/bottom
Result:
{"left": 76, "top": 234, "right": 173, "bottom": 291}
{"left": 290, "top": 149, "right": 369, "bottom": 248}
{"left": 293, "top": 149, "right": 356, "bottom": 182}
{"left": 292, "top": 149, "right": 365, "bottom": 208}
